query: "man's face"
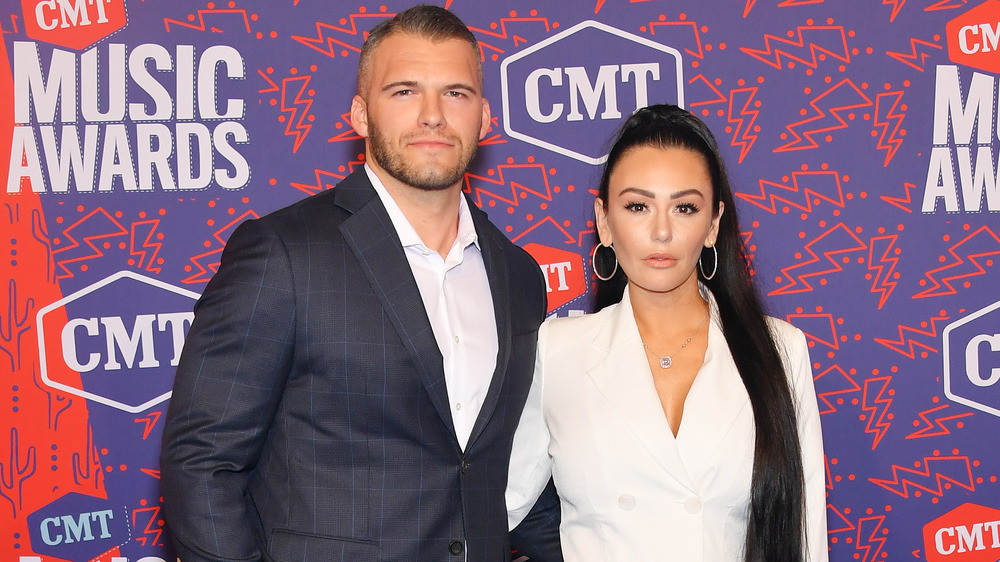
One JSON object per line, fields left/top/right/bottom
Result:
{"left": 351, "top": 33, "right": 490, "bottom": 192}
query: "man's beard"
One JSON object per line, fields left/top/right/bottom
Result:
{"left": 367, "top": 120, "right": 478, "bottom": 191}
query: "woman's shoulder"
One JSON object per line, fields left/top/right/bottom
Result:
{"left": 540, "top": 301, "right": 620, "bottom": 342}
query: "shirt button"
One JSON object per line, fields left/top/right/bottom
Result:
{"left": 449, "top": 540, "right": 464, "bottom": 555}
{"left": 454, "top": 335, "right": 460, "bottom": 343}
{"left": 455, "top": 402, "right": 461, "bottom": 411}
{"left": 684, "top": 496, "right": 702, "bottom": 514}
{"left": 617, "top": 494, "right": 636, "bottom": 510}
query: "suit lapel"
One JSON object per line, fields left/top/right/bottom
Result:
{"left": 335, "top": 172, "right": 456, "bottom": 438}
{"left": 586, "top": 288, "right": 697, "bottom": 492}
{"left": 464, "top": 202, "right": 511, "bottom": 450}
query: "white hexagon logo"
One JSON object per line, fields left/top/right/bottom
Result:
{"left": 500, "top": 20, "right": 684, "bottom": 165}
{"left": 942, "top": 299, "right": 1000, "bottom": 417}
{"left": 36, "top": 270, "right": 200, "bottom": 413}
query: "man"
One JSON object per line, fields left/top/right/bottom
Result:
{"left": 161, "top": 6, "right": 553, "bottom": 561}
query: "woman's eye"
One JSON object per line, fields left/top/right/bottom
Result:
{"left": 677, "top": 203, "right": 700, "bottom": 214}
{"left": 624, "top": 202, "right": 648, "bottom": 213}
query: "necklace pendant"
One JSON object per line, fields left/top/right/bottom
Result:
{"left": 659, "top": 356, "right": 672, "bottom": 369}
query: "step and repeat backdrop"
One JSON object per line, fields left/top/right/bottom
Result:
{"left": 3, "top": 0, "right": 1000, "bottom": 560}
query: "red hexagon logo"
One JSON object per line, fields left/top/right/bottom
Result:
{"left": 522, "top": 242, "right": 587, "bottom": 313}
{"left": 22, "top": 0, "right": 128, "bottom": 51}
{"left": 946, "top": 0, "right": 1000, "bottom": 74}
{"left": 923, "top": 502, "right": 1000, "bottom": 562}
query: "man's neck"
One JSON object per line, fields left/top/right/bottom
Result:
{"left": 370, "top": 165, "right": 462, "bottom": 258}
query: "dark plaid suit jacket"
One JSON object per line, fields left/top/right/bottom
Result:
{"left": 160, "top": 170, "right": 548, "bottom": 562}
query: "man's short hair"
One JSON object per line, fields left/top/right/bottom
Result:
{"left": 357, "top": 4, "right": 482, "bottom": 96}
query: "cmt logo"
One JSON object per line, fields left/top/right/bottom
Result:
{"left": 500, "top": 20, "right": 683, "bottom": 165}
{"left": 36, "top": 270, "right": 199, "bottom": 413}
{"left": 22, "top": 0, "right": 128, "bottom": 50}
{"left": 946, "top": 0, "right": 1000, "bottom": 73}
{"left": 522, "top": 243, "right": 586, "bottom": 313}
{"left": 923, "top": 503, "right": 1000, "bottom": 562}
{"left": 26, "top": 493, "right": 128, "bottom": 561}
{"left": 943, "top": 300, "right": 1000, "bottom": 417}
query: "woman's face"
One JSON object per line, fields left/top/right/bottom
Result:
{"left": 595, "top": 145, "right": 723, "bottom": 300}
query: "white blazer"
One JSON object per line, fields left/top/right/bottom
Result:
{"left": 507, "top": 287, "right": 828, "bottom": 561}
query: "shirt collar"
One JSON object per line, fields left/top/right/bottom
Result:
{"left": 364, "top": 163, "right": 480, "bottom": 252}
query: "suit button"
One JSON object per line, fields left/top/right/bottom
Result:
{"left": 449, "top": 540, "right": 464, "bottom": 556}
{"left": 684, "top": 496, "right": 703, "bottom": 514}
{"left": 617, "top": 494, "right": 636, "bottom": 510}
{"left": 460, "top": 459, "right": 469, "bottom": 473}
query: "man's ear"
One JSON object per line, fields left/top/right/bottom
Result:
{"left": 350, "top": 94, "right": 370, "bottom": 138}
{"left": 479, "top": 98, "right": 492, "bottom": 140}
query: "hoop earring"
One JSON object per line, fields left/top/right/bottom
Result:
{"left": 591, "top": 243, "right": 618, "bottom": 281}
{"left": 698, "top": 244, "right": 718, "bottom": 281}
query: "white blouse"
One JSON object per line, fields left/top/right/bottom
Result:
{"left": 507, "top": 287, "right": 828, "bottom": 561}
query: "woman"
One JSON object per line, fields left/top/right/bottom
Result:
{"left": 507, "top": 105, "right": 826, "bottom": 561}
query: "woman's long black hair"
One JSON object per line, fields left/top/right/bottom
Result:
{"left": 595, "top": 105, "right": 806, "bottom": 562}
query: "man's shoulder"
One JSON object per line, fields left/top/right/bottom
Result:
{"left": 248, "top": 171, "right": 372, "bottom": 232}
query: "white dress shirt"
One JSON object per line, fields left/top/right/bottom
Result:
{"left": 507, "top": 286, "right": 828, "bottom": 561}
{"left": 366, "top": 165, "right": 498, "bottom": 450}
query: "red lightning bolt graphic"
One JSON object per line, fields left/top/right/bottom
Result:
{"left": 648, "top": 19, "right": 704, "bottom": 59}
{"left": 737, "top": 169, "right": 845, "bottom": 214}
{"left": 53, "top": 208, "right": 128, "bottom": 280}
{"left": 182, "top": 212, "right": 259, "bottom": 285}
{"left": 874, "top": 311, "right": 949, "bottom": 358}
{"left": 463, "top": 162, "right": 554, "bottom": 208}
{"left": 130, "top": 219, "right": 163, "bottom": 274}
{"left": 134, "top": 411, "right": 162, "bottom": 440}
{"left": 328, "top": 111, "right": 364, "bottom": 143}
{"left": 873, "top": 91, "right": 905, "bottom": 166}
{"left": 279, "top": 75, "right": 314, "bottom": 153}
{"left": 886, "top": 38, "right": 943, "bottom": 71}
{"left": 812, "top": 365, "right": 862, "bottom": 415}
{"left": 854, "top": 516, "right": 887, "bottom": 562}
{"left": 727, "top": 87, "right": 760, "bottom": 163}
{"left": 914, "top": 226, "right": 1000, "bottom": 298}
{"left": 469, "top": 15, "right": 553, "bottom": 59}
{"left": 776, "top": 79, "right": 872, "bottom": 152}
{"left": 880, "top": 182, "right": 915, "bottom": 213}
{"left": 861, "top": 376, "right": 892, "bottom": 449}
{"left": 741, "top": 25, "right": 850, "bottom": 69}
{"left": 290, "top": 169, "right": 348, "bottom": 197}
{"left": 133, "top": 505, "right": 164, "bottom": 547}
{"left": 869, "top": 455, "right": 975, "bottom": 497}
{"left": 291, "top": 13, "right": 393, "bottom": 58}
{"left": 164, "top": 8, "right": 251, "bottom": 33}
{"left": 883, "top": 0, "right": 908, "bottom": 22}
{"left": 769, "top": 223, "right": 866, "bottom": 295}
{"left": 867, "top": 234, "right": 899, "bottom": 310}
{"left": 906, "top": 404, "right": 974, "bottom": 439}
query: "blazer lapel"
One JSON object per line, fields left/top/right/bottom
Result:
{"left": 586, "top": 288, "right": 697, "bottom": 492}
{"left": 674, "top": 295, "right": 752, "bottom": 477}
{"left": 335, "top": 172, "right": 455, "bottom": 438}
{"left": 464, "top": 202, "right": 511, "bottom": 450}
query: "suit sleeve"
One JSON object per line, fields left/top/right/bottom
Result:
{"left": 785, "top": 327, "right": 829, "bottom": 562}
{"left": 506, "top": 321, "right": 555, "bottom": 530}
{"left": 160, "top": 218, "right": 296, "bottom": 562}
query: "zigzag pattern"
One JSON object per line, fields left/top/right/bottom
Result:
{"left": 164, "top": 8, "right": 251, "bottom": 33}
{"left": 886, "top": 38, "right": 943, "bottom": 72}
{"left": 913, "top": 226, "right": 1000, "bottom": 298}
{"left": 873, "top": 311, "right": 949, "bottom": 358}
{"left": 769, "top": 223, "right": 866, "bottom": 295}
{"left": 880, "top": 182, "right": 915, "bottom": 213}
{"left": 737, "top": 169, "right": 844, "bottom": 214}
{"left": 866, "top": 234, "right": 899, "bottom": 310}
{"left": 776, "top": 79, "right": 872, "bottom": 152}
{"left": 291, "top": 12, "right": 393, "bottom": 58}
{"left": 869, "top": 455, "right": 975, "bottom": 497}
{"left": 861, "top": 376, "right": 892, "bottom": 450}
{"left": 728, "top": 87, "right": 760, "bottom": 163}
{"left": 741, "top": 25, "right": 850, "bottom": 70}
{"left": 873, "top": 91, "right": 905, "bottom": 167}
{"left": 906, "top": 404, "right": 974, "bottom": 440}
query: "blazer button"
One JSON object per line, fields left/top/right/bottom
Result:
{"left": 617, "top": 494, "right": 636, "bottom": 510}
{"left": 684, "top": 496, "right": 703, "bottom": 514}
{"left": 449, "top": 540, "right": 464, "bottom": 556}
{"left": 459, "top": 459, "right": 469, "bottom": 473}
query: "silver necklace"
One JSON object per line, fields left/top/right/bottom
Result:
{"left": 642, "top": 311, "right": 710, "bottom": 369}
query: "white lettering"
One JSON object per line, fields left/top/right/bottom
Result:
{"left": 525, "top": 68, "right": 563, "bottom": 123}
{"left": 936, "top": 526, "right": 956, "bottom": 555}
{"left": 61, "top": 317, "right": 101, "bottom": 372}
{"left": 957, "top": 522, "right": 985, "bottom": 553}
{"left": 565, "top": 65, "right": 622, "bottom": 122}
{"left": 966, "top": 333, "right": 1000, "bottom": 387}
